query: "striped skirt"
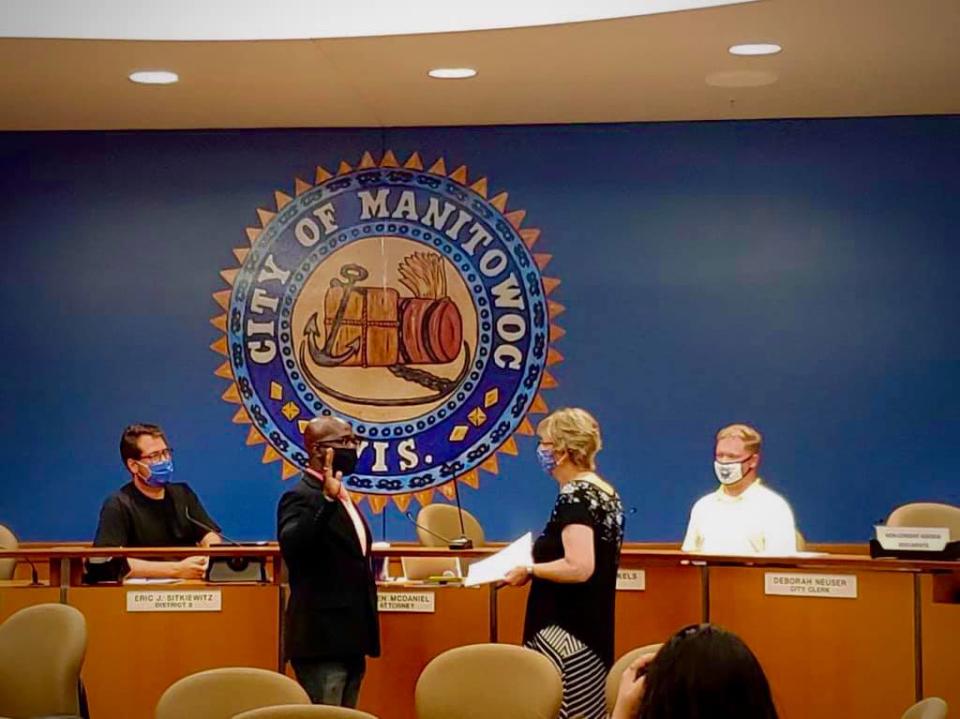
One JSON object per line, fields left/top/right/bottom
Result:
{"left": 526, "top": 625, "right": 608, "bottom": 719}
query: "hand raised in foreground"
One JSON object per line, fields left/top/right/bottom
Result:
{"left": 611, "top": 652, "right": 656, "bottom": 719}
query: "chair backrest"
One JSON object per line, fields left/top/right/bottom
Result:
{"left": 0, "top": 524, "right": 18, "bottom": 580}
{"left": 902, "top": 697, "right": 948, "bottom": 719}
{"left": 155, "top": 667, "right": 310, "bottom": 719}
{"left": 888, "top": 503, "right": 960, "bottom": 540}
{"left": 415, "top": 643, "right": 561, "bottom": 719}
{"left": 234, "top": 705, "right": 380, "bottom": 719}
{"left": 0, "top": 603, "right": 87, "bottom": 718}
{"left": 401, "top": 556, "right": 462, "bottom": 580}
{"left": 795, "top": 529, "right": 807, "bottom": 552}
{"left": 415, "top": 504, "right": 484, "bottom": 548}
{"left": 605, "top": 643, "right": 664, "bottom": 714}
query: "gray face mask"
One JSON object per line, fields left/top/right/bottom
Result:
{"left": 714, "top": 459, "right": 745, "bottom": 485}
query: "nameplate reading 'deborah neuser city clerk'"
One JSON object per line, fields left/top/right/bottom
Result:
{"left": 764, "top": 573, "right": 858, "bottom": 599}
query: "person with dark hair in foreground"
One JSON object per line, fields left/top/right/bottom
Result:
{"left": 612, "top": 624, "right": 779, "bottom": 719}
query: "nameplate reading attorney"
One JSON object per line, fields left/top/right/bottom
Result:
{"left": 616, "top": 569, "right": 646, "bottom": 591}
{"left": 875, "top": 526, "right": 950, "bottom": 552}
{"left": 377, "top": 591, "right": 436, "bottom": 613}
{"left": 127, "top": 589, "right": 222, "bottom": 613}
{"left": 764, "top": 573, "right": 857, "bottom": 599}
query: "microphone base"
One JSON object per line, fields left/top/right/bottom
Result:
{"left": 448, "top": 537, "right": 474, "bottom": 551}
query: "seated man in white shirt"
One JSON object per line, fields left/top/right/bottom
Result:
{"left": 681, "top": 423, "right": 797, "bottom": 555}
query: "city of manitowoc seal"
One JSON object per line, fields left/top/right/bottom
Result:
{"left": 211, "top": 151, "right": 564, "bottom": 511}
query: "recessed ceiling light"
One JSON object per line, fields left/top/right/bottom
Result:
{"left": 728, "top": 43, "right": 782, "bottom": 56}
{"left": 129, "top": 70, "right": 179, "bottom": 85}
{"left": 428, "top": 68, "right": 477, "bottom": 80}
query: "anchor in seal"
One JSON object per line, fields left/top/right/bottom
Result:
{"left": 298, "top": 254, "right": 471, "bottom": 407}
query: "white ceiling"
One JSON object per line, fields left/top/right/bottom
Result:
{"left": 0, "top": 0, "right": 957, "bottom": 131}
{"left": 0, "top": 0, "right": 757, "bottom": 40}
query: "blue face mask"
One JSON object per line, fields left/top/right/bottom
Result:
{"left": 536, "top": 446, "right": 557, "bottom": 474}
{"left": 141, "top": 458, "right": 174, "bottom": 487}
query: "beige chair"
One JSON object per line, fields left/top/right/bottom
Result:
{"left": 155, "top": 667, "right": 310, "bottom": 719}
{"left": 0, "top": 603, "right": 87, "bottom": 719}
{"left": 400, "top": 556, "right": 462, "bottom": 580}
{"left": 415, "top": 504, "right": 484, "bottom": 548}
{"left": 415, "top": 643, "right": 561, "bottom": 719}
{"left": 888, "top": 503, "right": 960, "bottom": 540}
{"left": 902, "top": 697, "right": 948, "bottom": 719}
{"left": 234, "top": 706, "right": 379, "bottom": 719}
{"left": 795, "top": 529, "right": 807, "bottom": 552}
{"left": 605, "top": 643, "right": 663, "bottom": 714}
{"left": 0, "top": 524, "right": 18, "bottom": 580}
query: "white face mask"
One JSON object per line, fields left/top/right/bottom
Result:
{"left": 714, "top": 460, "right": 745, "bottom": 485}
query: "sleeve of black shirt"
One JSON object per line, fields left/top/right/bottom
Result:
{"left": 93, "top": 495, "right": 130, "bottom": 547}
{"left": 554, "top": 487, "right": 593, "bottom": 529}
{"left": 182, "top": 485, "right": 221, "bottom": 543}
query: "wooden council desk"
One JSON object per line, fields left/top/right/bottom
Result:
{"left": 0, "top": 545, "right": 956, "bottom": 719}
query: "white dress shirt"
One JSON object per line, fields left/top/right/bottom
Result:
{"left": 681, "top": 479, "right": 798, "bottom": 555}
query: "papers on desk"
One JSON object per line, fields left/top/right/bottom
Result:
{"left": 464, "top": 532, "right": 533, "bottom": 587}
{"left": 124, "top": 577, "right": 181, "bottom": 585}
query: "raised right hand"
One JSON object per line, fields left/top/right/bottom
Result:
{"left": 321, "top": 447, "right": 344, "bottom": 499}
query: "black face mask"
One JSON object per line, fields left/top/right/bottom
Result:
{"left": 328, "top": 447, "right": 359, "bottom": 476}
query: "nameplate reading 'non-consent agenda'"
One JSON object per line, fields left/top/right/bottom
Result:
{"left": 616, "top": 569, "right": 647, "bottom": 591}
{"left": 377, "top": 591, "right": 436, "bottom": 613}
{"left": 875, "top": 526, "right": 950, "bottom": 551}
{"left": 126, "top": 589, "right": 223, "bottom": 613}
{"left": 764, "top": 573, "right": 858, "bottom": 599}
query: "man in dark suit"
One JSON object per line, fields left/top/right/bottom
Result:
{"left": 278, "top": 416, "right": 380, "bottom": 707}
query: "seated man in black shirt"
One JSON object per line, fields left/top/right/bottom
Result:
{"left": 93, "top": 423, "right": 222, "bottom": 579}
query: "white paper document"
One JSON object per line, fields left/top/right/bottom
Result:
{"left": 464, "top": 532, "right": 533, "bottom": 587}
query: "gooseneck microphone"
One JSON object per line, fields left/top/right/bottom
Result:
{"left": 404, "top": 512, "right": 454, "bottom": 544}
{"left": 404, "top": 511, "right": 474, "bottom": 551}
{"left": 450, "top": 479, "right": 474, "bottom": 550}
{"left": 20, "top": 557, "right": 40, "bottom": 585}
{"left": 185, "top": 507, "right": 238, "bottom": 546}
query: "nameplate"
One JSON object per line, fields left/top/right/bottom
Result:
{"left": 764, "top": 573, "right": 857, "bottom": 599}
{"left": 126, "top": 589, "right": 222, "bottom": 613}
{"left": 875, "top": 526, "right": 949, "bottom": 551}
{"left": 616, "top": 569, "right": 646, "bottom": 591}
{"left": 377, "top": 591, "right": 436, "bottom": 613}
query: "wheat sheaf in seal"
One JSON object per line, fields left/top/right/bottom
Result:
{"left": 210, "top": 151, "right": 564, "bottom": 512}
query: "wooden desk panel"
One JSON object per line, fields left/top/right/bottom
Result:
{"left": 710, "top": 567, "right": 915, "bottom": 719}
{"left": 0, "top": 582, "right": 60, "bottom": 622}
{"left": 496, "top": 566, "right": 703, "bottom": 660}
{"left": 495, "top": 584, "right": 528, "bottom": 644}
{"left": 920, "top": 574, "right": 960, "bottom": 709}
{"left": 358, "top": 585, "right": 491, "bottom": 719}
{"left": 69, "top": 584, "right": 280, "bottom": 719}
{"left": 613, "top": 566, "right": 703, "bottom": 657}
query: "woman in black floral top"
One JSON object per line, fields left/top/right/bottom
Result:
{"left": 505, "top": 407, "right": 625, "bottom": 719}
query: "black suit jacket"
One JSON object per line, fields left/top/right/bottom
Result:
{"left": 277, "top": 474, "right": 380, "bottom": 661}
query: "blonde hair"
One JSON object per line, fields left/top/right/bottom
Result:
{"left": 537, "top": 407, "right": 602, "bottom": 470}
{"left": 716, "top": 423, "right": 763, "bottom": 454}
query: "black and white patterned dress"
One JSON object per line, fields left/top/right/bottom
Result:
{"left": 523, "top": 475, "right": 625, "bottom": 719}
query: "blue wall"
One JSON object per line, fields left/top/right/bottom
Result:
{"left": 1, "top": 117, "right": 958, "bottom": 543}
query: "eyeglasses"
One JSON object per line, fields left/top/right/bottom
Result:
{"left": 314, "top": 437, "right": 359, "bottom": 452}
{"left": 139, "top": 448, "right": 174, "bottom": 464}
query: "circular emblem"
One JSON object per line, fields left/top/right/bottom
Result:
{"left": 211, "top": 152, "right": 563, "bottom": 510}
